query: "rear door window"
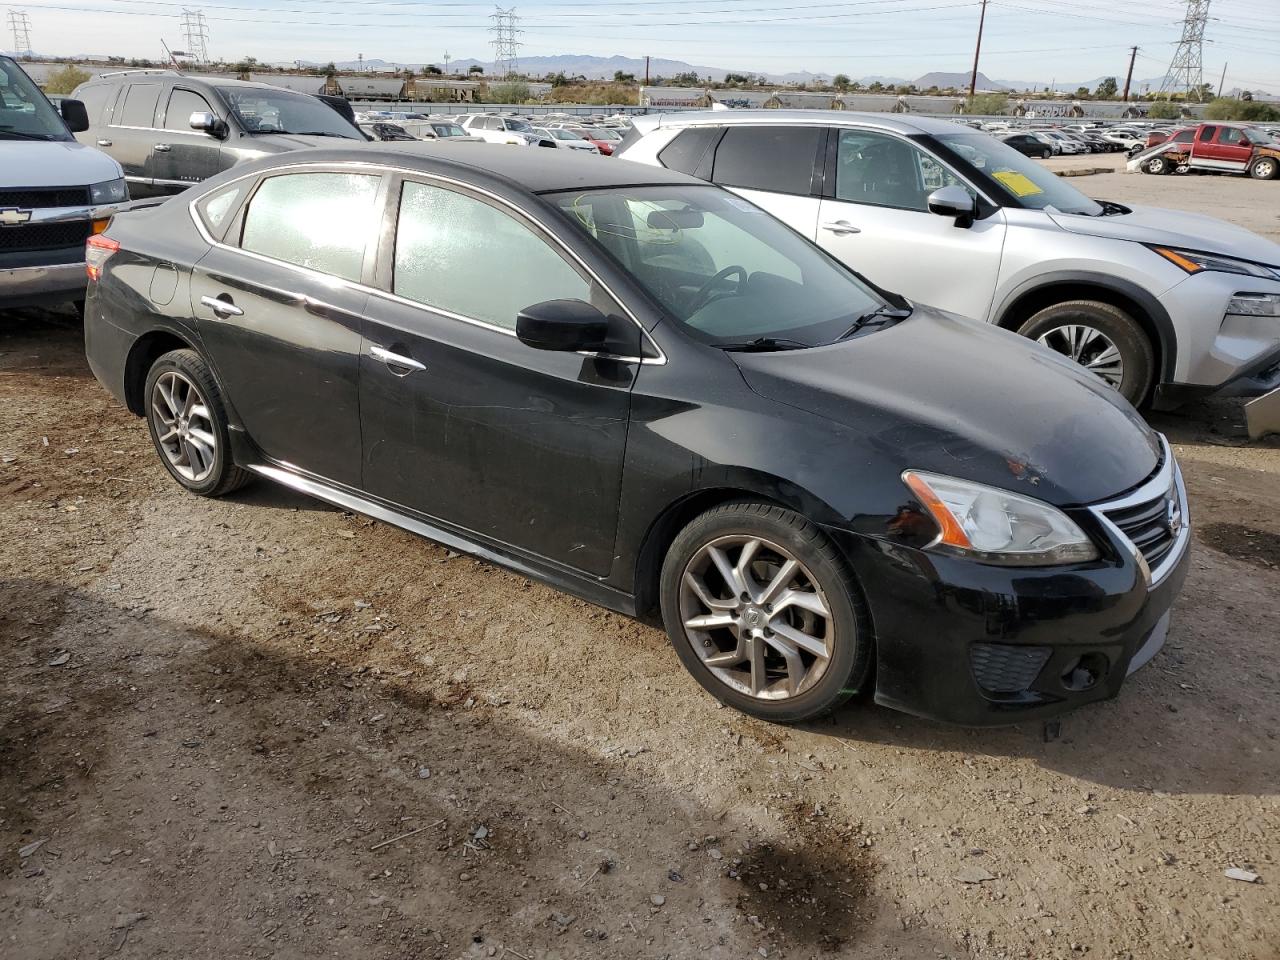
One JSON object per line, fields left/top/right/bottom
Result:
{"left": 115, "top": 83, "right": 160, "bottom": 128}
{"left": 711, "top": 126, "right": 823, "bottom": 196}
{"left": 658, "top": 127, "right": 721, "bottom": 177}
{"left": 239, "top": 172, "right": 381, "bottom": 282}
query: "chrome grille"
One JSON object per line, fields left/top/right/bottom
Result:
{"left": 1103, "top": 490, "right": 1179, "bottom": 572}
{"left": 1091, "top": 434, "right": 1188, "bottom": 584}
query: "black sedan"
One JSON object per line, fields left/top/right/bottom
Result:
{"left": 83, "top": 145, "right": 1190, "bottom": 725}
{"left": 1002, "top": 133, "right": 1053, "bottom": 159}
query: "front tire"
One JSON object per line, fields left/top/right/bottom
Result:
{"left": 144, "top": 348, "right": 251, "bottom": 497}
{"left": 1041, "top": 148, "right": 1052, "bottom": 159}
{"left": 659, "top": 501, "right": 873, "bottom": 723}
{"left": 1018, "top": 300, "right": 1155, "bottom": 406}
{"left": 1250, "top": 157, "right": 1279, "bottom": 180}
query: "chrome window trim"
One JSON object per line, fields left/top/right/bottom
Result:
{"left": 1088, "top": 433, "right": 1190, "bottom": 588}
{"left": 186, "top": 160, "right": 666, "bottom": 366}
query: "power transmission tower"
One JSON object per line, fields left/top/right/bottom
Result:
{"left": 1159, "top": 0, "right": 1210, "bottom": 101}
{"left": 7, "top": 9, "right": 33, "bottom": 57}
{"left": 180, "top": 8, "right": 209, "bottom": 63}
{"left": 489, "top": 7, "right": 522, "bottom": 79}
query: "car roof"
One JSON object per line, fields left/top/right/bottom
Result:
{"left": 248, "top": 142, "right": 703, "bottom": 194}
{"left": 632, "top": 108, "right": 970, "bottom": 137}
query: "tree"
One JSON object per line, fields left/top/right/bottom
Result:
{"left": 850, "top": 81, "right": 862, "bottom": 92}
{"left": 867, "top": 81, "right": 884, "bottom": 92}
{"left": 485, "top": 80, "right": 530, "bottom": 103}
{"left": 613, "top": 70, "right": 636, "bottom": 83}
{"left": 723, "top": 72, "right": 752, "bottom": 85}
{"left": 1204, "top": 97, "right": 1280, "bottom": 122}
{"left": 1094, "top": 76, "right": 1118, "bottom": 99}
{"left": 321, "top": 61, "right": 337, "bottom": 77}
{"left": 965, "top": 92, "right": 1008, "bottom": 115}
{"left": 1146, "top": 100, "right": 1181, "bottom": 120}
{"left": 1074, "top": 86, "right": 1090, "bottom": 100}
{"left": 832, "top": 73, "right": 851, "bottom": 91}
{"left": 422, "top": 65, "right": 443, "bottom": 76}
{"left": 43, "top": 64, "right": 91, "bottom": 95}
{"left": 671, "top": 71, "right": 701, "bottom": 87}
{"left": 468, "top": 64, "right": 484, "bottom": 75}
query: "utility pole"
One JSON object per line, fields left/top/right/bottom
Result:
{"left": 1122, "top": 45, "right": 1138, "bottom": 101}
{"left": 443, "top": 50, "right": 451, "bottom": 74}
{"left": 968, "top": 0, "right": 988, "bottom": 101}
{"left": 1218, "top": 61, "right": 1228, "bottom": 97}
{"left": 644, "top": 55, "right": 650, "bottom": 85}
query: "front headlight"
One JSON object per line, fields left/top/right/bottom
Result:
{"left": 1152, "top": 246, "right": 1280, "bottom": 281}
{"left": 89, "top": 177, "right": 129, "bottom": 205}
{"left": 902, "top": 471, "right": 1099, "bottom": 566}
{"left": 1226, "top": 292, "right": 1280, "bottom": 317}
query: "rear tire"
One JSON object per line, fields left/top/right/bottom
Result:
{"left": 1145, "top": 156, "right": 1170, "bottom": 175}
{"left": 1250, "top": 157, "right": 1279, "bottom": 180}
{"left": 144, "top": 349, "right": 251, "bottom": 497}
{"left": 1018, "top": 301, "right": 1155, "bottom": 406}
{"left": 1041, "top": 148, "right": 1052, "bottom": 159}
{"left": 659, "top": 501, "right": 873, "bottom": 724}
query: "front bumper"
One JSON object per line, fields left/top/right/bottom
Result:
{"left": 829, "top": 441, "right": 1191, "bottom": 726}
{"left": 0, "top": 260, "right": 87, "bottom": 308}
{"left": 1245, "top": 385, "right": 1280, "bottom": 438}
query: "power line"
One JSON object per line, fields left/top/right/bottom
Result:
{"left": 1159, "top": 0, "right": 1210, "bottom": 99}
{"left": 7, "top": 8, "right": 33, "bottom": 55}
{"left": 488, "top": 6, "right": 521, "bottom": 78}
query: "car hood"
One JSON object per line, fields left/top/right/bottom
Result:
{"left": 731, "top": 308, "right": 1160, "bottom": 507}
{"left": 1048, "top": 204, "right": 1280, "bottom": 266}
{"left": 248, "top": 134, "right": 367, "bottom": 152}
{"left": 1, "top": 139, "right": 123, "bottom": 186}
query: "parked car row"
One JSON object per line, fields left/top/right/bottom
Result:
{"left": 7, "top": 54, "right": 1279, "bottom": 725}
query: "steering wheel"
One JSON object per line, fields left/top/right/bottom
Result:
{"left": 688, "top": 265, "right": 748, "bottom": 314}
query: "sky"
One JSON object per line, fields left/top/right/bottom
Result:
{"left": 5, "top": 0, "right": 1279, "bottom": 91}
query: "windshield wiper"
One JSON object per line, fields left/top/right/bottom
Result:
{"left": 835, "top": 304, "right": 912, "bottom": 341}
{"left": 280, "top": 130, "right": 359, "bottom": 138}
{"left": 0, "top": 127, "right": 57, "bottom": 141}
{"left": 718, "top": 337, "right": 812, "bottom": 353}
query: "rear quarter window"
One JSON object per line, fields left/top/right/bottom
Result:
{"left": 116, "top": 83, "right": 160, "bottom": 128}
{"left": 657, "top": 127, "right": 721, "bottom": 178}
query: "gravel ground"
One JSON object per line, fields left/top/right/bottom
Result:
{"left": 2, "top": 173, "right": 1279, "bottom": 960}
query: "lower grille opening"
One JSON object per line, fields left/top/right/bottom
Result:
{"left": 970, "top": 644, "right": 1051, "bottom": 695}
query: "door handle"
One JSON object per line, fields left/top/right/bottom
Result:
{"left": 154, "top": 143, "right": 171, "bottom": 152}
{"left": 96, "top": 138, "right": 112, "bottom": 147}
{"left": 370, "top": 345, "right": 426, "bottom": 373}
{"left": 820, "top": 220, "right": 861, "bottom": 235}
{"left": 200, "top": 295, "right": 243, "bottom": 318}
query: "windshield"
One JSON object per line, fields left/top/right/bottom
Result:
{"left": 505, "top": 118, "right": 534, "bottom": 132}
{"left": 432, "top": 123, "right": 466, "bottom": 137}
{"left": 934, "top": 132, "right": 1104, "bottom": 216}
{"left": 0, "top": 56, "right": 71, "bottom": 141}
{"left": 215, "top": 86, "right": 362, "bottom": 138}
{"left": 1244, "top": 127, "right": 1272, "bottom": 146}
{"left": 552, "top": 128, "right": 583, "bottom": 141}
{"left": 551, "top": 185, "right": 888, "bottom": 347}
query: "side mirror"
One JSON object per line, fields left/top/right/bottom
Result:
{"left": 60, "top": 98, "right": 89, "bottom": 133}
{"left": 516, "top": 299, "right": 608, "bottom": 352}
{"left": 189, "top": 111, "right": 228, "bottom": 139}
{"left": 927, "top": 185, "right": 976, "bottom": 228}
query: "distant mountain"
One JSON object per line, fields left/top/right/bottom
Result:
{"left": 914, "top": 71, "right": 1005, "bottom": 91}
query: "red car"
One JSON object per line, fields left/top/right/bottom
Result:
{"left": 1143, "top": 122, "right": 1280, "bottom": 179}
{"left": 564, "top": 126, "right": 616, "bottom": 156}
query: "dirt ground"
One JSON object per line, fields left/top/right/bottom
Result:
{"left": 3, "top": 174, "right": 1280, "bottom": 960}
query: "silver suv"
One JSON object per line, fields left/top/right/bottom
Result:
{"left": 619, "top": 111, "right": 1280, "bottom": 432}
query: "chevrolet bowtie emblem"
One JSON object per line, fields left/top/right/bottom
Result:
{"left": 0, "top": 207, "right": 34, "bottom": 227}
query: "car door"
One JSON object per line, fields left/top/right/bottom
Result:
{"left": 189, "top": 168, "right": 382, "bottom": 488}
{"left": 358, "top": 175, "right": 637, "bottom": 576}
{"left": 104, "top": 81, "right": 164, "bottom": 195}
{"left": 1211, "top": 126, "right": 1253, "bottom": 172}
{"left": 150, "top": 86, "right": 225, "bottom": 192}
{"left": 708, "top": 125, "right": 826, "bottom": 240}
{"left": 814, "top": 127, "right": 1006, "bottom": 320}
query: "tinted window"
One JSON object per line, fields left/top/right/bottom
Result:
{"left": 835, "top": 129, "right": 969, "bottom": 212}
{"left": 394, "top": 181, "right": 589, "bottom": 330}
{"left": 1198, "top": 126, "right": 1215, "bottom": 142}
{"left": 215, "top": 86, "right": 361, "bottom": 138}
{"left": 658, "top": 127, "right": 721, "bottom": 176}
{"left": 165, "top": 88, "right": 213, "bottom": 130}
{"left": 240, "top": 172, "right": 380, "bottom": 281}
{"left": 195, "top": 181, "right": 250, "bottom": 238}
{"left": 1173, "top": 130, "right": 1194, "bottom": 143}
{"left": 117, "top": 83, "right": 160, "bottom": 127}
{"left": 711, "top": 126, "right": 822, "bottom": 196}
{"left": 75, "top": 83, "right": 112, "bottom": 125}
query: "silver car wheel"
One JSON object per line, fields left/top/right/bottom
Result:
{"left": 1037, "top": 323, "right": 1125, "bottom": 389}
{"left": 150, "top": 371, "right": 217, "bottom": 483}
{"left": 678, "top": 535, "right": 833, "bottom": 700}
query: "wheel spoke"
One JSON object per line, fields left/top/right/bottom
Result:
{"left": 683, "top": 571, "right": 736, "bottom": 611}
{"left": 769, "top": 620, "right": 829, "bottom": 661}
{"left": 158, "top": 378, "right": 181, "bottom": 418}
{"left": 181, "top": 382, "right": 197, "bottom": 417}
{"left": 747, "top": 634, "right": 766, "bottom": 695}
{"left": 707, "top": 545, "right": 746, "bottom": 597}
{"left": 157, "top": 426, "right": 179, "bottom": 444}
{"left": 187, "top": 427, "right": 217, "bottom": 454}
{"left": 757, "top": 558, "right": 799, "bottom": 606}
{"left": 772, "top": 587, "right": 829, "bottom": 618}
{"left": 152, "top": 401, "right": 175, "bottom": 427}
{"left": 765, "top": 633, "right": 807, "bottom": 697}
{"left": 182, "top": 437, "right": 205, "bottom": 475}
{"left": 190, "top": 402, "right": 211, "bottom": 422}
{"left": 684, "top": 612, "right": 736, "bottom": 631}
{"left": 734, "top": 538, "right": 763, "bottom": 596}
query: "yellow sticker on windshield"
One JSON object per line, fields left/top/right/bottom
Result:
{"left": 992, "top": 170, "right": 1044, "bottom": 197}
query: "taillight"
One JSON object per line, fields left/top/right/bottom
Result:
{"left": 85, "top": 234, "right": 120, "bottom": 282}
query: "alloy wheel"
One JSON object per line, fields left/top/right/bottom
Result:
{"left": 1254, "top": 158, "right": 1277, "bottom": 180}
{"left": 1037, "top": 323, "right": 1124, "bottom": 388}
{"left": 150, "top": 371, "right": 217, "bottom": 482}
{"left": 677, "top": 535, "right": 834, "bottom": 700}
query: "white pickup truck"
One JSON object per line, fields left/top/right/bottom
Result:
{"left": 1, "top": 56, "right": 128, "bottom": 311}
